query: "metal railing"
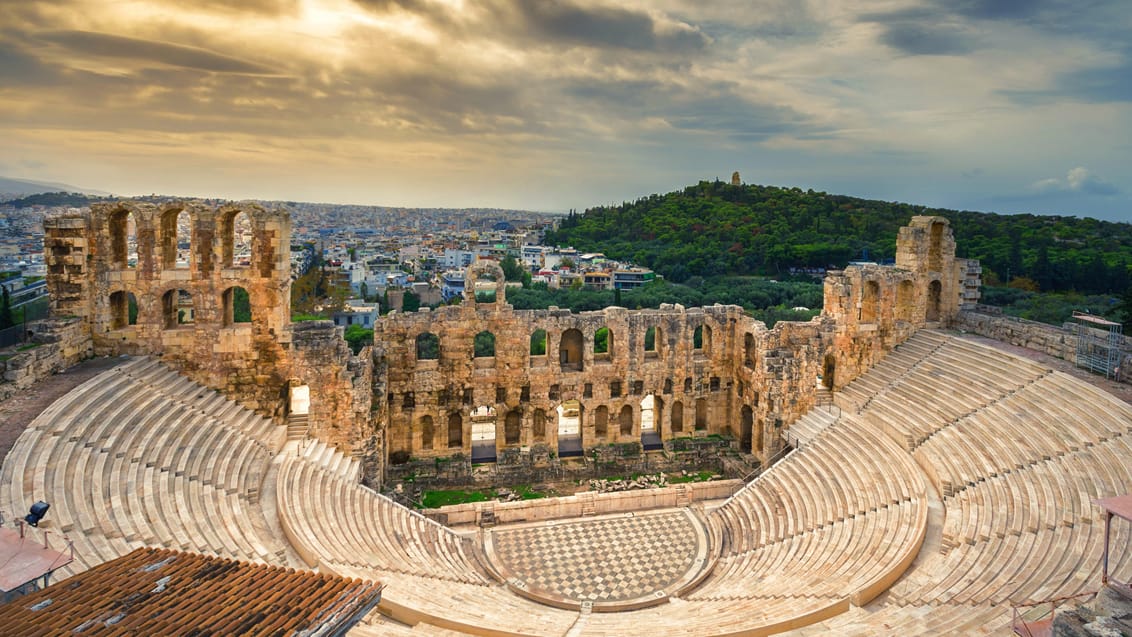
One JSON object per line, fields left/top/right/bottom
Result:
{"left": 1011, "top": 591, "right": 1096, "bottom": 636}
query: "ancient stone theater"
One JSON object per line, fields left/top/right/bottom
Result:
{"left": 0, "top": 200, "right": 1127, "bottom": 635}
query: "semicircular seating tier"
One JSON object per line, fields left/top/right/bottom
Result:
{"left": 0, "top": 357, "right": 294, "bottom": 578}
{"left": 3, "top": 329, "right": 1131, "bottom": 636}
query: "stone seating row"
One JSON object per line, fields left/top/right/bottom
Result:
{"left": 715, "top": 414, "right": 925, "bottom": 554}
{"left": 692, "top": 499, "right": 924, "bottom": 605}
{"left": 118, "top": 357, "right": 283, "bottom": 450}
{"left": 277, "top": 455, "right": 491, "bottom": 585}
{"left": 837, "top": 332, "right": 949, "bottom": 410}
{"left": 798, "top": 601, "right": 1005, "bottom": 636}
{"left": 299, "top": 438, "right": 362, "bottom": 482}
{"left": 0, "top": 357, "right": 289, "bottom": 580}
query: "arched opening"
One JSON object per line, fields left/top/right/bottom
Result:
{"left": 744, "top": 333, "right": 757, "bottom": 369}
{"left": 927, "top": 280, "right": 943, "bottom": 322}
{"left": 556, "top": 399, "right": 582, "bottom": 457}
{"left": 896, "top": 280, "right": 915, "bottom": 322}
{"left": 162, "top": 289, "right": 194, "bottom": 329}
{"left": 474, "top": 330, "right": 495, "bottom": 357}
{"left": 663, "top": 378, "right": 673, "bottom": 394}
{"left": 684, "top": 377, "right": 693, "bottom": 394}
{"left": 532, "top": 408, "right": 546, "bottom": 441}
{"left": 109, "top": 209, "right": 136, "bottom": 269}
{"left": 740, "top": 405, "right": 754, "bottom": 452}
{"left": 470, "top": 405, "right": 496, "bottom": 463}
{"left": 861, "top": 280, "right": 880, "bottom": 323}
{"left": 559, "top": 328, "right": 583, "bottom": 371}
{"left": 821, "top": 355, "right": 836, "bottom": 391}
{"left": 530, "top": 329, "right": 547, "bottom": 356}
{"left": 473, "top": 270, "right": 498, "bottom": 304}
{"left": 619, "top": 405, "right": 633, "bottom": 436}
{"left": 420, "top": 415, "right": 434, "bottom": 450}
{"left": 594, "top": 327, "right": 612, "bottom": 361}
{"left": 671, "top": 400, "right": 684, "bottom": 433}
{"left": 594, "top": 406, "right": 609, "bottom": 439}
{"left": 221, "top": 209, "right": 252, "bottom": 268}
{"left": 640, "top": 394, "right": 662, "bottom": 450}
{"left": 108, "top": 291, "right": 137, "bottom": 329}
{"left": 505, "top": 410, "right": 522, "bottom": 446}
{"left": 447, "top": 413, "right": 463, "bottom": 449}
{"left": 693, "top": 324, "right": 712, "bottom": 356}
{"left": 694, "top": 398, "right": 707, "bottom": 431}
{"left": 416, "top": 332, "right": 440, "bottom": 360}
{"left": 928, "top": 221, "right": 945, "bottom": 272}
{"left": 222, "top": 286, "right": 252, "bottom": 326}
{"left": 644, "top": 326, "right": 659, "bottom": 357}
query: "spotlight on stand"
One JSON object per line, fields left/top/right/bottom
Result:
{"left": 25, "top": 501, "right": 49, "bottom": 527}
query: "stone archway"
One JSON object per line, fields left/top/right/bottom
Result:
{"left": 556, "top": 399, "right": 582, "bottom": 458}
{"left": 464, "top": 261, "right": 508, "bottom": 305}
{"left": 470, "top": 406, "right": 497, "bottom": 462}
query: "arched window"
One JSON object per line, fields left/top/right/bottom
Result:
{"left": 447, "top": 413, "right": 463, "bottom": 448}
{"left": 108, "top": 291, "right": 137, "bottom": 329}
{"left": 505, "top": 410, "right": 521, "bottom": 445}
{"left": 162, "top": 289, "right": 194, "bottom": 328}
{"left": 644, "top": 326, "right": 659, "bottom": 356}
{"left": 109, "top": 209, "right": 136, "bottom": 269}
{"left": 861, "top": 280, "right": 880, "bottom": 323}
{"left": 530, "top": 329, "right": 547, "bottom": 356}
{"left": 474, "top": 330, "right": 495, "bottom": 357}
{"left": 594, "top": 406, "right": 608, "bottom": 438}
{"left": 694, "top": 324, "right": 712, "bottom": 355}
{"left": 420, "top": 415, "right": 434, "bottom": 450}
{"left": 663, "top": 378, "right": 673, "bottom": 394}
{"left": 559, "top": 328, "right": 583, "bottom": 371}
{"left": 671, "top": 401, "right": 684, "bottom": 433}
{"left": 416, "top": 332, "right": 440, "bottom": 360}
{"left": 221, "top": 209, "right": 252, "bottom": 268}
{"left": 684, "top": 377, "right": 693, "bottom": 393}
{"left": 896, "top": 280, "right": 915, "bottom": 322}
{"left": 619, "top": 405, "right": 633, "bottom": 436}
{"left": 594, "top": 327, "right": 612, "bottom": 359}
{"left": 222, "top": 286, "right": 252, "bottom": 326}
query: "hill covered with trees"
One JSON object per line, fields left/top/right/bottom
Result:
{"left": 545, "top": 180, "right": 1132, "bottom": 295}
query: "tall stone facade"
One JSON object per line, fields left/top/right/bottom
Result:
{"left": 42, "top": 201, "right": 372, "bottom": 454}
{"left": 43, "top": 203, "right": 974, "bottom": 481}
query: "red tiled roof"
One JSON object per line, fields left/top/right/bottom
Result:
{"left": 0, "top": 547, "right": 383, "bottom": 635}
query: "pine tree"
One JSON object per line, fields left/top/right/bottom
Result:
{"left": 0, "top": 287, "right": 14, "bottom": 330}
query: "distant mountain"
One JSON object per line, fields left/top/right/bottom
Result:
{"left": 0, "top": 176, "right": 110, "bottom": 200}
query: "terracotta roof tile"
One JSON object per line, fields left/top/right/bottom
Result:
{"left": 0, "top": 548, "right": 382, "bottom": 636}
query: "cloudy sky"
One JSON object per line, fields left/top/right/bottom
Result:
{"left": 1, "top": 0, "right": 1129, "bottom": 220}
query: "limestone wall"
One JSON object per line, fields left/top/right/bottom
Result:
{"left": 290, "top": 321, "right": 375, "bottom": 451}
{"left": 0, "top": 318, "right": 93, "bottom": 402}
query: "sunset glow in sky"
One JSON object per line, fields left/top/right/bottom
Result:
{"left": 1, "top": 0, "right": 1129, "bottom": 219}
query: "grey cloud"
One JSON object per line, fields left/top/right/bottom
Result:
{"left": 878, "top": 22, "right": 976, "bottom": 56}
{"left": 352, "top": 0, "right": 708, "bottom": 53}
{"left": 38, "top": 30, "right": 277, "bottom": 74}
{"left": 1003, "top": 49, "right": 1132, "bottom": 104}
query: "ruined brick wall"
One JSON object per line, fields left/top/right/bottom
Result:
{"left": 290, "top": 321, "right": 375, "bottom": 451}
{"left": 41, "top": 201, "right": 368, "bottom": 441}
{"left": 0, "top": 318, "right": 93, "bottom": 403}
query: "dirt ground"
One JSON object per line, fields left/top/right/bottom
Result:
{"left": 0, "top": 356, "right": 126, "bottom": 466}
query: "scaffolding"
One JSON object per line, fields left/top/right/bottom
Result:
{"left": 1072, "top": 312, "right": 1124, "bottom": 380}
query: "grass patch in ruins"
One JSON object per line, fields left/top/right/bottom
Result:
{"left": 420, "top": 485, "right": 548, "bottom": 509}
{"left": 668, "top": 470, "right": 718, "bottom": 484}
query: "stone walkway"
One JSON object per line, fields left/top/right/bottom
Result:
{"left": 484, "top": 509, "right": 709, "bottom": 610}
{"left": 0, "top": 356, "right": 126, "bottom": 466}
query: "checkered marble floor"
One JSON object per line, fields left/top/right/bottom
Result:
{"left": 487, "top": 510, "right": 704, "bottom": 606}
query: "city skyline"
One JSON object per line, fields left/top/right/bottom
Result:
{"left": 1, "top": 0, "right": 1129, "bottom": 221}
